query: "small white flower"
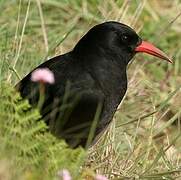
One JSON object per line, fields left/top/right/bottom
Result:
{"left": 95, "top": 174, "right": 108, "bottom": 180}
{"left": 57, "top": 169, "right": 72, "bottom": 180}
{"left": 31, "top": 68, "right": 55, "bottom": 84}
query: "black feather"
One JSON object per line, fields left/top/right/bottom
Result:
{"left": 16, "top": 21, "right": 142, "bottom": 148}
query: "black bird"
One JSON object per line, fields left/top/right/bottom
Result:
{"left": 16, "top": 21, "right": 172, "bottom": 148}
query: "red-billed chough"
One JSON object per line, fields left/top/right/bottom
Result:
{"left": 16, "top": 21, "right": 172, "bottom": 148}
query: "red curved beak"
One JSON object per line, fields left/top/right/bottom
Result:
{"left": 135, "top": 41, "right": 172, "bottom": 63}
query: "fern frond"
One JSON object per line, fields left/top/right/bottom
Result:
{"left": 0, "top": 82, "right": 86, "bottom": 179}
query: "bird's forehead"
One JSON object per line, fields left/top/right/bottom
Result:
{"left": 97, "top": 22, "right": 137, "bottom": 38}
{"left": 111, "top": 23, "right": 136, "bottom": 34}
{"left": 92, "top": 21, "right": 137, "bottom": 36}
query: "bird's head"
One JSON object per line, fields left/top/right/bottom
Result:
{"left": 73, "top": 21, "right": 172, "bottom": 65}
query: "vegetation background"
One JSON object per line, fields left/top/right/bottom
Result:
{"left": 0, "top": 0, "right": 180, "bottom": 179}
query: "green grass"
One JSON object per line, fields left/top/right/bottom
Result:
{"left": 0, "top": 0, "right": 180, "bottom": 179}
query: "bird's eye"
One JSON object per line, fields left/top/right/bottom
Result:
{"left": 121, "top": 35, "right": 129, "bottom": 42}
{"left": 122, "top": 35, "right": 128, "bottom": 40}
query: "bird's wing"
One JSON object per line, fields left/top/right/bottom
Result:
{"left": 15, "top": 53, "right": 70, "bottom": 103}
{"left": 51, "top": 89, "right": 104, "bottom": 148}
{"left": 16, "top": 53, "right": 105, "bottom": 148}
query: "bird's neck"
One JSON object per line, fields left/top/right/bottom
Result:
{"left": 74, "top": 48, "right": 128, "bottom": 101}
{"left": 71, "top": 48, "right": 128, "bottom": 132}
{"left": 94, "top": 57, "right": 127, "bottom": 95}
{"left": 82, "top": 50, "right": 128, "bottom": 132}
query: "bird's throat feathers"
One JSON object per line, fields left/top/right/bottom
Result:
{"left": 72, "top": 39, "right": 128, "bottom": 98}
{"left": 83, "top": 51, "right": 128, "bottom": 99}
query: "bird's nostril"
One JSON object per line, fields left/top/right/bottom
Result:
{"left": 136, "top": 37, "right": 142, "bottom": 47}
{"left": 128, "top": 46, "right": 134, "bottom": 52}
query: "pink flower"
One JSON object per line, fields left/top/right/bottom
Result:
{"left": 95, "top": 174, "right": 108, "bottom": 180}
{"left": 57, "top": 169, "right": 72, "bottom": 180}
{"left": 31, "top": 68, "right": 55, "bottom": 84}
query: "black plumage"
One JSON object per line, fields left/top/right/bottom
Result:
{"left": 16, "top": 21, "right": 171, "bottom": 148}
